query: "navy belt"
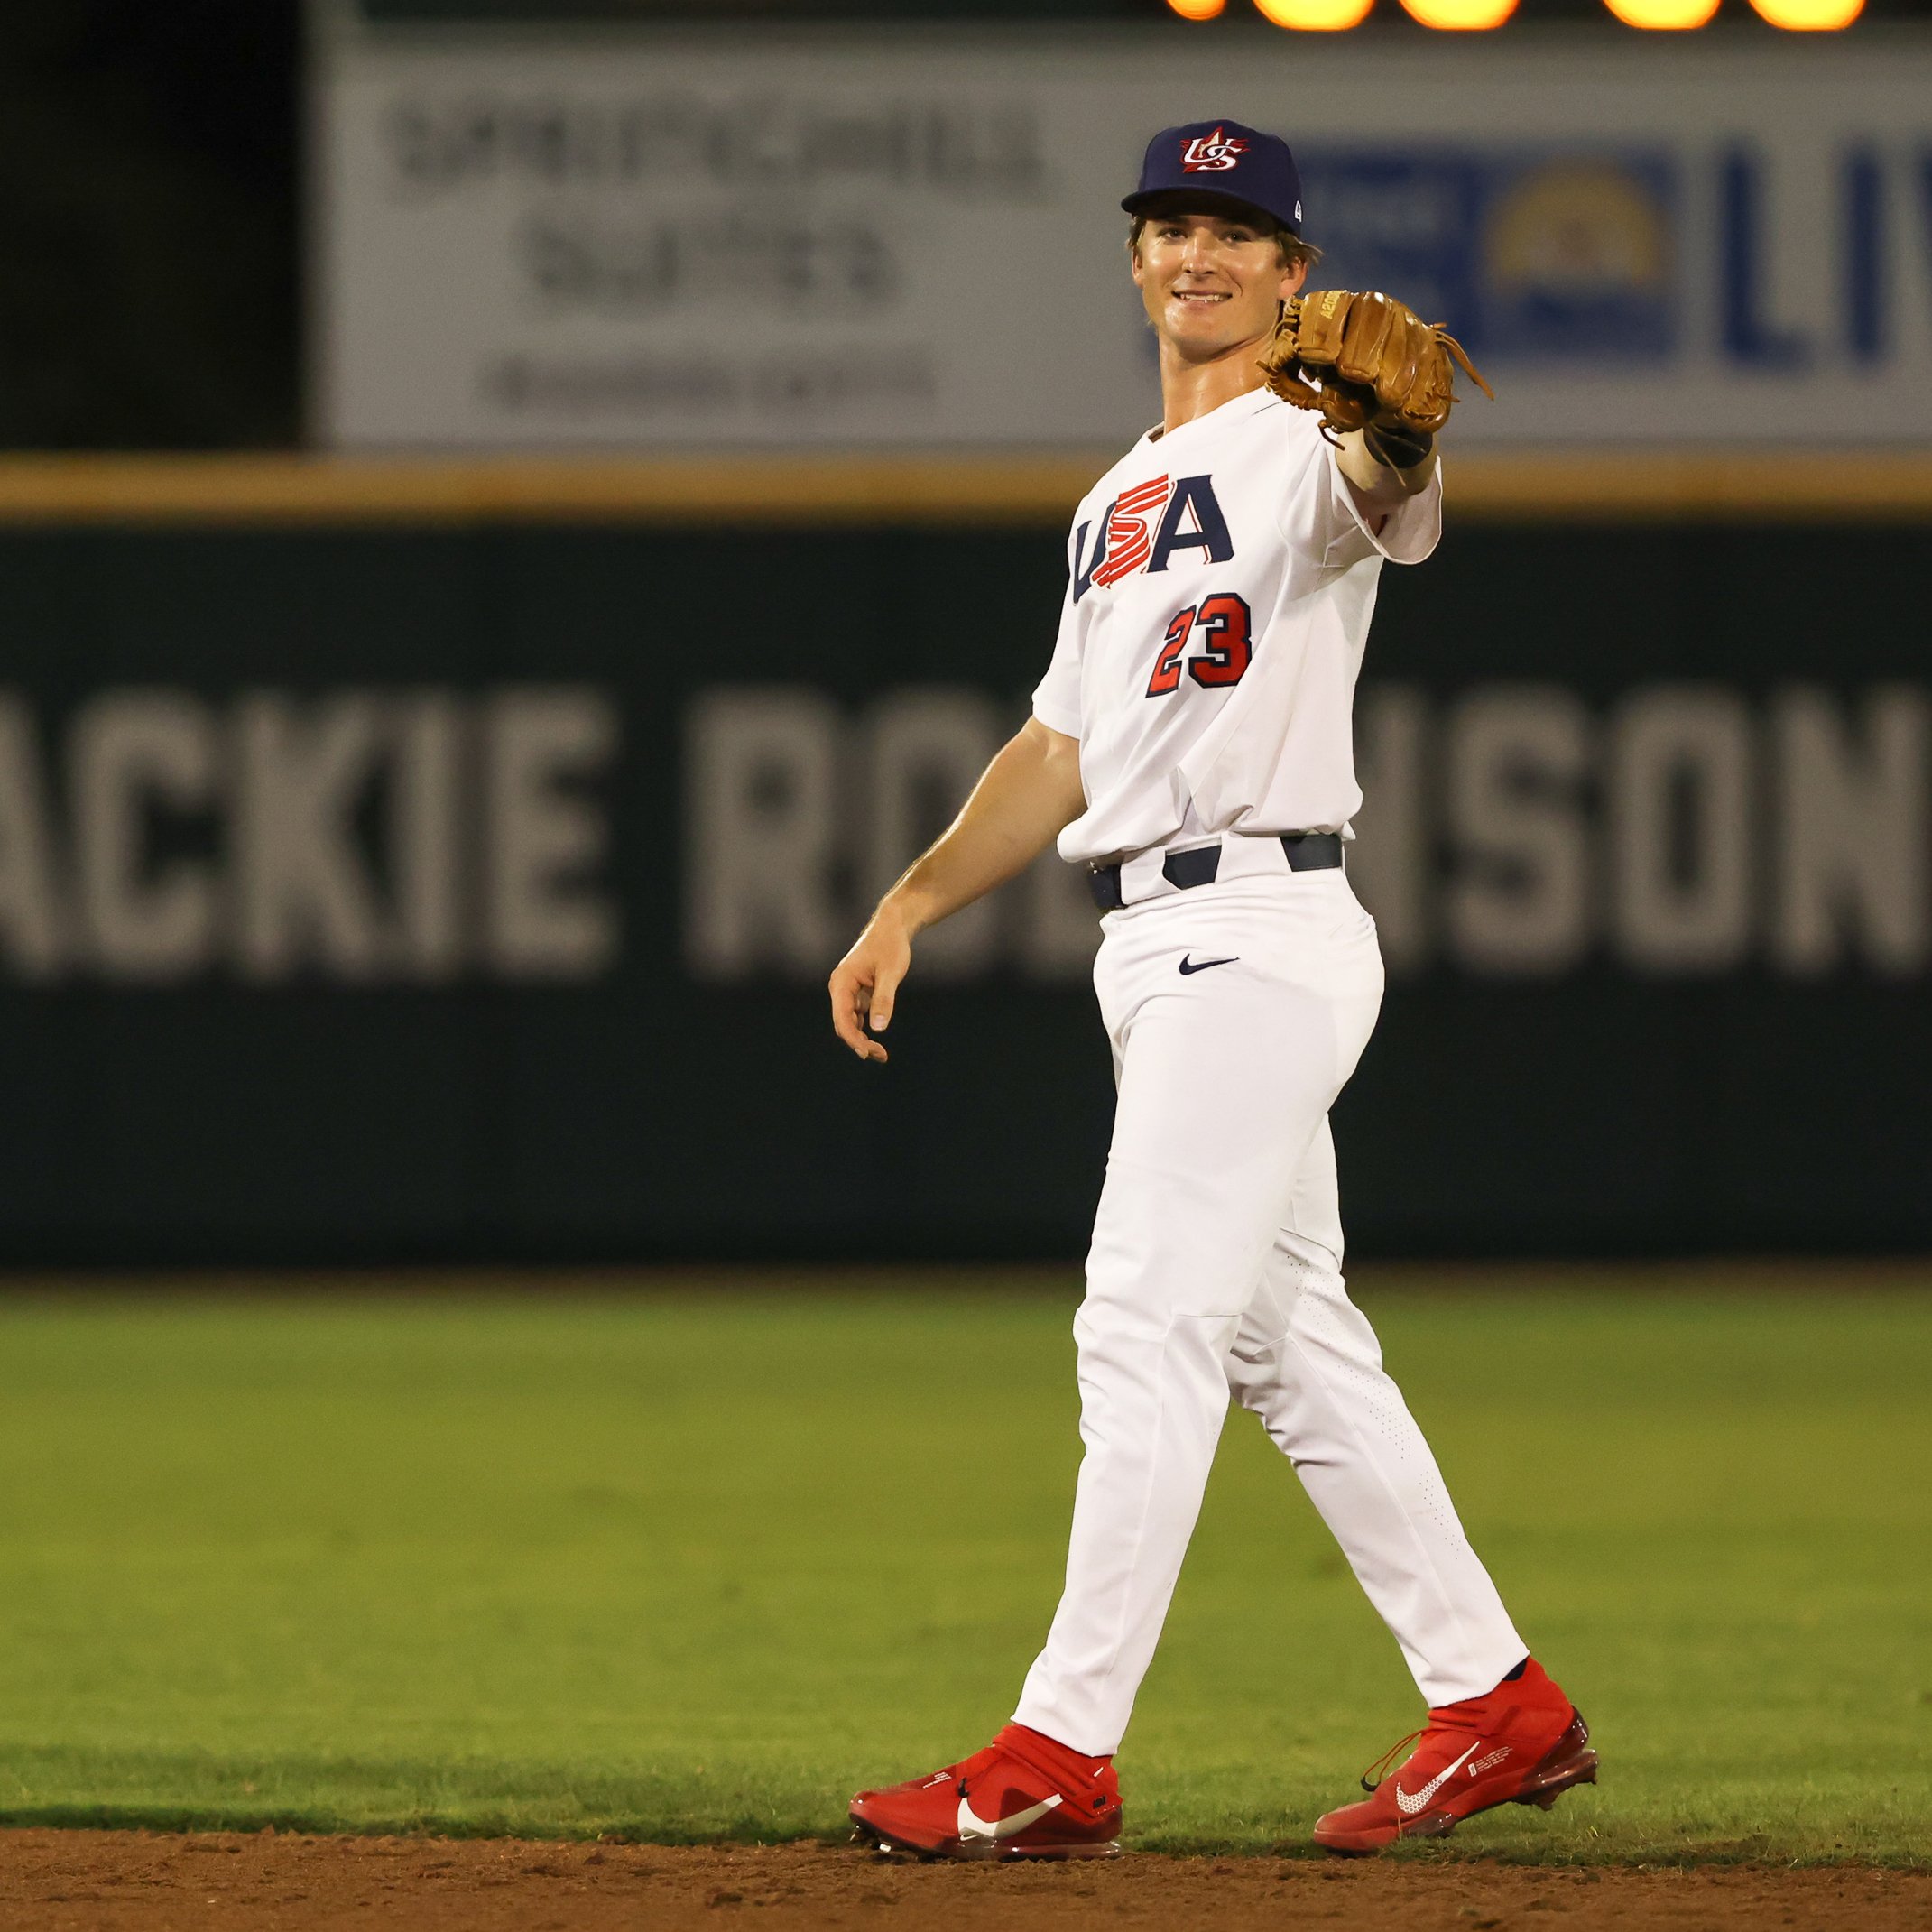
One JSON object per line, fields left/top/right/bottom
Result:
{"left": 1087, "top": 832, "right": 1343, "bottom": 912}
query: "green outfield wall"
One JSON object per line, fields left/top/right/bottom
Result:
{"left": 0, "top": 505, "right": 1926, "bottom": 1262}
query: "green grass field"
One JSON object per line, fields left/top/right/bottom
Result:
{"left": 0, "top": 1272, "right": 1926, "bottom": 1864}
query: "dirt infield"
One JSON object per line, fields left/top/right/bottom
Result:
{"left": 2, "top": 1834, "right": 1927, "bottom": 1931}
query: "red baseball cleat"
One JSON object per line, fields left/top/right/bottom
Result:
{"left": 1312, "top": 1658, "right": 1598, "bottom": 1854}
{"left": 850, "top": 1723, "right": 1123, "bottom": 1861}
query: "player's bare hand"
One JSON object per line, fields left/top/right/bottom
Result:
{"left": 828, "top": 910, "right": 913, "bottom": 1065}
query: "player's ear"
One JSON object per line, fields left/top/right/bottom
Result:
{"left": 1277, "top": 254, "right": 1308, "bottom": 304}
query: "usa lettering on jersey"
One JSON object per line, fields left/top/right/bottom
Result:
{"left": 1073, "top": 474, "right": 1234, "bottom": 603}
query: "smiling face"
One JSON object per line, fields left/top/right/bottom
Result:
{"left": 1129, "top": 199, "right": 1309, "bottom": 363}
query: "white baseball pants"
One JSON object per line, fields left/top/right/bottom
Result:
{"left": 1012, "top": 867, "right": 1526, "bottom": 1757}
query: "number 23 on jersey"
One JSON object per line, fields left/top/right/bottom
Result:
{"left": 1146, "top": 593, "right": 1253, "bottom": 698}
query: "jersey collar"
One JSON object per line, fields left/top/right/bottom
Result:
{"left": 1144, "top": 384, "right": 1279, "bottom": 447}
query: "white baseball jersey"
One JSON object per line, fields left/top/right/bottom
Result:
{"left": 1030, "top": 386, "right": 1441, "bottom": 867}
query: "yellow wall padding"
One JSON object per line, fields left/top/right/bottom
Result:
{"left": 0, "top": 451, "right": 1925, "bottom": 525}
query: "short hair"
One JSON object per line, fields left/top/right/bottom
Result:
{"left": 1128, "top": 201, "right": 1323, "bottom": 277}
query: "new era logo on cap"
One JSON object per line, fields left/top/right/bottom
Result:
{"left": 1122, "top": 119, "right": 1305, "bottom": 236}
{"left": 1180, "top": 126, "right": 1249, "bottom": 174}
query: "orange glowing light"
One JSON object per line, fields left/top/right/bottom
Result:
{"left": 1399, "top": 0, "right": 1517, "bottom": 25}
{"left": 1601, "top": 0, "right": 1720, "bottom": 25}
{"left": 1253, "top": 0, "right": 1375, "bottom": 29}
{"left": 1166, "top": 0, "right": 1228, "bottom": 15}
{"left": 1747, "top": 0, "right": 1862, "bottom": 25}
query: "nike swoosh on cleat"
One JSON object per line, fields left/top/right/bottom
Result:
{"left": 1394, "top": 1742, "right": 1480, "bottom": 1816}
{"left": 1178, "top": 955, "right": 1238, "bottom": 975}
{"left": 957, "top": 1794, "right": 1063, "bottom": 1841}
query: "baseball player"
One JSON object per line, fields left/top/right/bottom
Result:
{"left": 827, "top": 120, "right": 1596, "bottom": 1860}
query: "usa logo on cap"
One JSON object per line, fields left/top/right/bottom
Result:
{"left": 1122, "top": 119, "right": 1306, "bottom": 236}
{"left": 1180, "top": 127, "right": 1249, "bottom": 174}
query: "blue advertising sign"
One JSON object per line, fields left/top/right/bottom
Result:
{"left": 1301, "top": 149, "right": 1678, "bottom": 360}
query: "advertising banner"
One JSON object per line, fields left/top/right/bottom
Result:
{"left": 315, "top": 23, "right": 1932, "bottom": 448}
{"left": 0, "top": 515, "right": 1927, "bottom": 1263}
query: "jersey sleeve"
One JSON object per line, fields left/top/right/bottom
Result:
{"left": 1315, "top": 439, "right": 1443, "bottom": 569}
{"left": 1030, "top": 560, "right": 1085, "bottom": 739}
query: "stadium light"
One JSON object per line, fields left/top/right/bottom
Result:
{"left": 1165, "top": 0, "right": 1228, "bottom": 15}
{"left": 1601, "top": 0, "right": 1719, "bottom": 23}
{"left": 1747, "top": 0, "right": 1862, "bottom": 23}
{"left": 1399, "top": 0, "right": 1518, "bottom": 25}
{"left": 1252, "top": 0, "right": 1376, "bottom": 27}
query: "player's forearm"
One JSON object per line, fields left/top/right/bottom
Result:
{"left": 1337, "top": 426, "right": 1437, "bottom": 501}
{"left": 880, "top": 718, "right": 1085, "bottom": 938}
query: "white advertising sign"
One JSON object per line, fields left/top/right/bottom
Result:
{"left": 315, "top": 23, "right": 1932, "bottom": 448}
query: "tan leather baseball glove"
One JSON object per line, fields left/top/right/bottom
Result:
{"left": 1259, "top": 289, "right": 1493, "bottom": 467}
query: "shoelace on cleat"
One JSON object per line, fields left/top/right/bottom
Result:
{"left": 1359, "top": 1730, "right": 1424, "bottom": 1795}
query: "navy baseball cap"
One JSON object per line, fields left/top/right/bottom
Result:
{"left": 1122, "top": 120, "right": 1304, "bottom": 236}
